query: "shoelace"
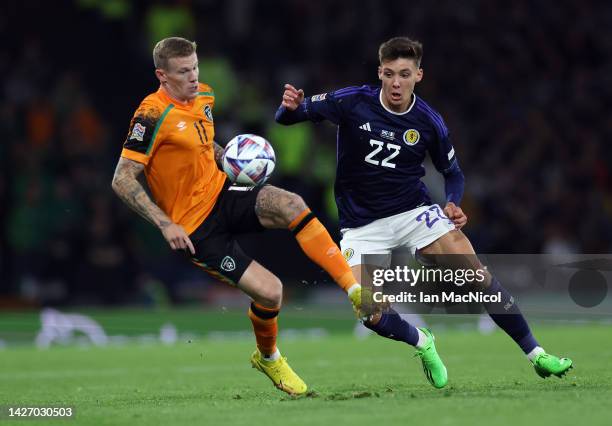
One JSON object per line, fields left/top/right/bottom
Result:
{"left": 535, "top": 354, "right": 551, "bottom": 364}
{"left": 414, "top": 344, "right": 432, "bottom": 358}
{"left": 266, "top": 357, "right": 288, "bottom": 374}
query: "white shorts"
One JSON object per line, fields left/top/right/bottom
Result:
{"left": 340, "top": 205, "right": 455, "bottom": 267}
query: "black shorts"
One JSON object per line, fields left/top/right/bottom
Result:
{"left": 189, "top": 181, "right": 265, "bottom": 285}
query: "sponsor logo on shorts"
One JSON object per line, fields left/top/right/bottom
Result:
{"left": 402, "top": 129, "right": 420, "bottom": 145}
{"left": 130, "top": 123, "right": 146, "bottom": 141}
{"left": 311, "top": 93, "right": 327, "bottom": 102}
{"left": 203, "top": 105, "right": 213, "bottom": 122}
{"left": 343, "top": 248, "right": 354, "bottom": 261}
{"left": 220, "top": 256, "right": 236, "bottom": 272}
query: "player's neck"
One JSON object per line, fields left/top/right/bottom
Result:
{"left": 160, "top": 84, "right": 192, "bottom": 105}
{"left": 381, "top": 91, "right": 414, "bottom": 114}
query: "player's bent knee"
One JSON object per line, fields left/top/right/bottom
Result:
{"left": 285, "top": 193, "right": 307, "bottom": 216}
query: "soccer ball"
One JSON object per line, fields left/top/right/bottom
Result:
{"left": 222, "top": 134, "right": 276, "bottom": 186}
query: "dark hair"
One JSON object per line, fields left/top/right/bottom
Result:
{"left": 378, "top": 37, "right": 423, "bottom": 67}
{"left": 153, "top": 37, "right": 197, "bottom": 70}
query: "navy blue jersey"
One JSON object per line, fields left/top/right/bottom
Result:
{"left": 298, "top": 85, "right": 458, "bottom": 229}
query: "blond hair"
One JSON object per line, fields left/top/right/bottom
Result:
{"left": 153, "top": 37, "right": 197, "bottom": 70}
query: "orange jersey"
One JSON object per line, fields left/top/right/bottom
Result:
{"left": 121, "top": 83, "right": 226, "bottom": 234}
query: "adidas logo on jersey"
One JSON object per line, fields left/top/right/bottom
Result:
{"left": 359, "top": 122, "right": 371, "bottom": 131}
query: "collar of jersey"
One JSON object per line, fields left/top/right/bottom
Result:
{"left": 378, "top": 90, "right": 416, "bottom": 115}
{"left": 157, "top": 86, "right": 196, "bottom": 110}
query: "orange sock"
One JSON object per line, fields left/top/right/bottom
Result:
{"left": 248, "top": 302, "right": 279, "bottom": 357}
{"left": 289, "top": 209, "right": 357, "bottom": 292}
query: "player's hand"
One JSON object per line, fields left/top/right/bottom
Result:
{"left": 281, "top": 83, "right": 304, "bottom": 111}
{"left": 159, "top": 221, "right": 195, "bottom": 255}
{"left": 443, "top": 202, "right": 468, "bottom": 230}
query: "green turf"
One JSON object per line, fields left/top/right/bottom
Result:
{"left": 0, "top": 319, "right": 609, "bottom": 426}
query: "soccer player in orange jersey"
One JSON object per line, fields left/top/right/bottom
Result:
{"left": 111, "top": 37, "right": 360, "bottom": 396}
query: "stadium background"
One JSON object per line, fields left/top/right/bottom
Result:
{"left": 1, "top": 1, "right": 611, "bottom": 309}
{"left": 1, "top": 2, "right": 611, "bottom": 425}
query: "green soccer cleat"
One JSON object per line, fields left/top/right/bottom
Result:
{"left": 250, "top": 350, "right": 308, "bottom": 396}
{"left": 414, "top": 328, "right": 448, "bottom": 389}
{"left": 533, "top": 353, "right": 573, "bottom": 378}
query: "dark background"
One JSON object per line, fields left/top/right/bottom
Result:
{"left": 1, "top": 0, "right": 610, "bottom": 307}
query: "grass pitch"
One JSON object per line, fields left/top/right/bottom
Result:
{"left": 0, "top": 311, "right": 609, "bottom": 426}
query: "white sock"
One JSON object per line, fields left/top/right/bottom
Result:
{"left": 415, "top": 328, "right": 429, "bottom": 349}
{"left": 347, "top": 283, "right": 361, "bottom": 296}
{"left": 527, "top": 346, "right": 545, "bottom": 363}
{"left": 263, "top": 348, "right": 281, "bottom": 362}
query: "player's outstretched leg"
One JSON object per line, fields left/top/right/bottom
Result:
{"left": 420, "top": 231, "right": 573, "bottom": 379}
{"left": 363, "top": 308, "right": 448, "bottom": 389}
{"left": 481, "top": 277, "right": 573, "bottom": 379}
{"left": 254, "top": 187, "right": 359, "bottom": 293}
{"left": 248, "top": 302, "right": 307, "bottom": 395}
{"left": 288, "top": 208, "right": 359, "bottom": 292}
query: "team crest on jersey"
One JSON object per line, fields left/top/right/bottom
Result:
{"left": 203, "top": 104, "right": 213, "bottom": 122}
{"left": 129, "top": 123, "right": 146, "bottom": 141}
{"left": 311, "top": 93, "right": 327, "bottom": 102}
{"left": 402, "top": 129, "right": 420, "bottom": 145}
{"left": 342, "top": 248, "right": 354, "bottom": 262}
{"left": 220, "top": 256, "right": 236, "bottom": 272}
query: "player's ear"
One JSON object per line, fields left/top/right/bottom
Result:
{"left": 377, "top": 66, "right": 383, "bottom": 81}
{"left": 155, "top": 68, "right": 167, "bottom": 84}
{"left": 415, "top": 68, "right": 423, "bottom": 83}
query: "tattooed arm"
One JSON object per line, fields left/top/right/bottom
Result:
{"left": 111, "top": 157, "right": 195, "bottom": 254}
{"left": 213, "top": 141, "right": 224, "bottom": 169}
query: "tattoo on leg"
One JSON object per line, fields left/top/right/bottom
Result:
{"left": 255, "top": 186, "right": 282, "bottom": 219}
{"left": 255, "top": 186, "right": 306, "bottom": 225}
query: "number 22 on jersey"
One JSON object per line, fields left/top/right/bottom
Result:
{"left": 364, "top": 139, "right": 401, "bottom": 168}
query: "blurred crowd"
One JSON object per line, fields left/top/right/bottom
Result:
{"left": 1, "top": 0, "right": 610, "bottom": 306}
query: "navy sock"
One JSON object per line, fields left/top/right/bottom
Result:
{"left": 484, "top": 278, "right": 539, "bottom": 354}
{"left": 364, "top": 308, "right": 419, "bottom": 346}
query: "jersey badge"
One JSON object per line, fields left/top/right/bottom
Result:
{"left": 380, "top": 129, "right": 395, "bottom": 140}
{"left": 129, "top": 123, "right": 146, "bottom": 141}
{"left": 220, "top": 256, "right": 236, "bottom": 272}
{"left": 176, "top": 121, "right": 187, "bottom": 131}
{"left": 402, "top": 129, "right": 420, "bottom": 145}
{"left": 342, "top": 248, "right": 354, "bottom": 262}
{"left": 203, "top": 104, "right": 213, "bottom": 122}
{"left": 311, "top": 93, "right": 327, "bottom": 102}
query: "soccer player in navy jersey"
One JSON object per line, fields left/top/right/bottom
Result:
{"left": 275, "top": 36, "right": 572, "bottom": 388}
